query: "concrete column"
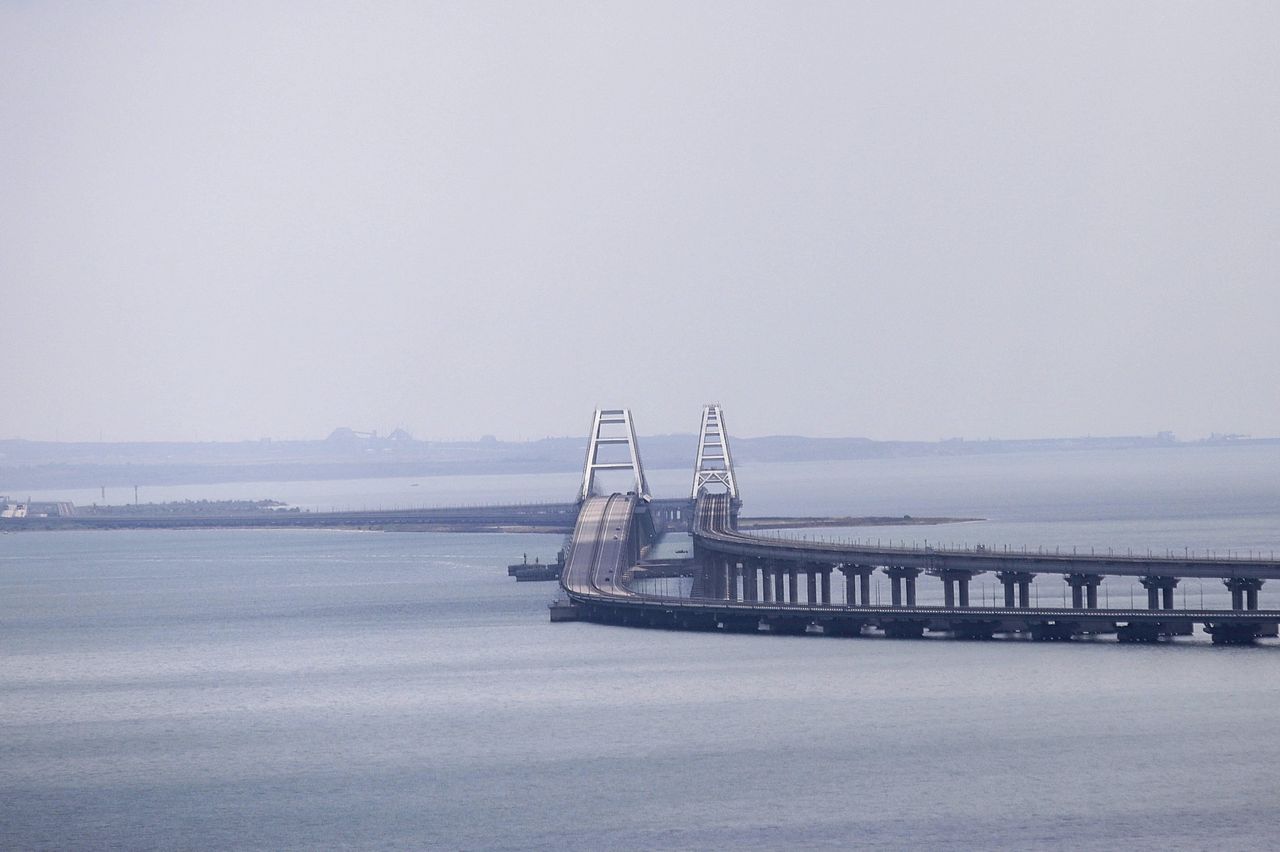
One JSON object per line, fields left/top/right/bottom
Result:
{"left": 1141, "top": 576, "right": 1179, "bottom": 610}
{"left": 773, "top": 568, "right": 785, "bottom": 603}
{"left": 732, "top": 562, "right": 744, "bottom": 601}
{"left": 1002, "top": 578, "right": 1016, "bottom": 608}
{"left": 998, "top": 572, "right": 1036, "bottom": 609}
{"left": 1224, "top": 578, "right": 1263, "bottom": 611}
{"left": 807, "top": 571, "right": 818, "bottom": 604}
{"left": 722, "top": 559, "right": 733, "bottom": 601}
{"left": 762, "top": 564, "right": 774, "bottom": 603}
{"left": 936, "top": 569, "right": 982, "bottom": 608}
{"left": 1064, "top": 574, "right": 1102, "bottom": 610}
{"left": 788, "top": 569, "right": 799, "bottom": 604}
{"left": 842, "top": 568, "right": 857, "bottom": 606}
{"left": 885, "top": 567, "right": 921, "bottom": 608}
{"left": 745, "top": 561, "right": 758, "bottom": 602}
{"left": 820, "top": 568, "right": 832, "bottom": 604}
{"left": 839, "top": 565, "right": 875, "bottom": 608}
{"left": 1147, "top": 585, "right": 1159, "bottom": 609}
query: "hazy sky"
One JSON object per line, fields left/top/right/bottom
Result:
{"left": 3, "top": 2, "right": 1278, "bottom": 442}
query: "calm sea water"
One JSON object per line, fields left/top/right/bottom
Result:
{"left": 4, "top": 446, "right": 1280, "bottom": 850}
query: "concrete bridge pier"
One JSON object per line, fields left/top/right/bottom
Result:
{"left": 703, "top": 556, "right": 724, "bottom": 599}
{"left": 1064, "top": 573, "right": 1103, "bottom": 609}
{"left": 1224, "top": 578, "right": 1264, "bottom": 610}
{"left": 773, "top": 566, "right": 786, "bottom": 603}
{"left": 937, "top": 569, "right": 979, "bottom": 607}
{"left": 761, "top": 563, "right": 776, "bottom": 603}
{"left": 806, "top": 569, "right": 818, "bottom": 604}
{"left": 838, "top": 565, "right": 875, "bottom": 607}
{"left": 743, "top": 559, "right": 760, "bottom": 602}
{"left": 1140, "top": 576, "right": 1179, "bottom": 610}
{"left": 884, "top": 566, "right": 921, "bottom": 607}
{"left": 1207, "top": 620, "right": 1263, "bottom": 644}
{"left": 788, "top": 568, "right": 799, "bottom": 604}
{"left": 997, "top": 571, "right": 1035, "bottom": 608}
{"left": 819, "top": 567, "right": 832, "bottom": 604}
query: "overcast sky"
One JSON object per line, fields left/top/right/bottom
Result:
{"left": 2, "top": 2, "right": 1277, "bottom": 443}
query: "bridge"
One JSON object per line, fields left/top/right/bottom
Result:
{"left": 556, "top": 405, "right": 1280, "bottom": 644}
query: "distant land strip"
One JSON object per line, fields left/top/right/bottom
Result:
{"left": 0, "top": 500, "right": 979, "bottom": 534}
{"left": 1, "top": 431, "right": 1274, "bottom": 489}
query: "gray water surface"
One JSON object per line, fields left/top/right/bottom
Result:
{"left": 4, "top": 449, "right": 1280, "bottom": 850}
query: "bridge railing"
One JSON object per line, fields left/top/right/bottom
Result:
{"left": 746, "top": 529, "right": 1280, "bottom": 564}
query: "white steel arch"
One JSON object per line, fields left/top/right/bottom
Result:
{"left": 579, "top": 408, "right": 650, "bottom": 502}
{"left": 691, "top": 403, "right": 738, "bottom": 500}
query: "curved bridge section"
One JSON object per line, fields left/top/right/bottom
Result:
{"left": 557, "top": 409, "right": 1280, "bottom": 645}
{"left": 561, "top": 494, "right": 641, "bottom": 599}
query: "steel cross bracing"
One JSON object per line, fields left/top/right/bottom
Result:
{"left": 691, "top": 403, "right": 738, "bottom": 501}
{"left": 579, "top": 408, "right": 650, "bottom": 502}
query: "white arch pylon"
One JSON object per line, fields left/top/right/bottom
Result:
{"left": 579, "top": 408, "right": 650, "bottom": 502}
{"left": 691, "top": 403, "right": 738, "bottom": 501}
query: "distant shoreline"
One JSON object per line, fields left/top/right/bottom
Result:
{"left": 0, "top": 502, "right": 981, "bottom": 534}
{"left": 2, "top": 432, "right": 1275, "bottom": 491}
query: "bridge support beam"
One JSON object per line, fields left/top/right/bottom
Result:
{"left": 997, "top": 571, "right": 1035, "bottom": 609}
{"left": 838, "top": 565, "right": 876, "bottom": 607}
{"left": 788, "top": 568, "right": 799, "bottom": 604}
{"left": 701, "top": 557, "right": 720, "bottom": 600}
{"left": 1140, "top": 576, "right": 1180, "bottom": 610}
{"left": 820, "top": 567, "right": 832, "bottom": 605}
{"left": 1064, "top": 574, "right": 1103, "bottom": 610}
{"left": 806, "top": 570, "right": 818, "bottom": 605}
{"left": 1224, "top": 578, "right": 1264, "bottom": 611}
{"left": 773, "top": 567, "right": 786, "bottom": 603}
{"left": 935, "top": 569, "right": 982, "bottom": 608}
{"left": 884, "top": 566, "right": 921, "bottom": 607}
{"left": 762, "top": 563, "right": 775, "bottom": 603}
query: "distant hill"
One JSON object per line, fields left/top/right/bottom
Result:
{"left": 0, "top": 431, "right": 1273, "bottom": 490}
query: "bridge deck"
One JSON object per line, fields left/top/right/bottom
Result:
{"left": 558, "top": 492, "right": 1280, "bottom": 642}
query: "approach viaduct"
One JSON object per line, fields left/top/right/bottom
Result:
{"left": 557, "top": 405, "right": 1280, "bottom": 644}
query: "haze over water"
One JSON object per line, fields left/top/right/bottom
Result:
{"left": 3, "top": 447, "right": 1280, "bottom": 849}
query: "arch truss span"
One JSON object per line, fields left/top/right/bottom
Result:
{"left": 580, "top": 408, "right": 650, "bottom": 502}
{"left": 691, "top": 403, "right": 739, "bottom": 501}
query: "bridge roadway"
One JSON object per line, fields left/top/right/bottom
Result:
{"left": 559, "top": 493, "right": 1280, "bottom": 643}
{"left": 8, "top": 503, "right": 585, "bottom": 532}
{"left": 561, "top": 494, "right": 639, "bottom": 598}
{"left": 694, "top": 494, "right": 1280, "bottom": 581}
